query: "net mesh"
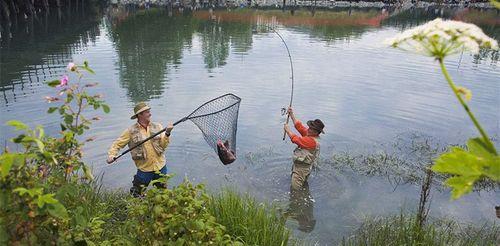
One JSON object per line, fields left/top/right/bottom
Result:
{"left": 186, "top": 94, "right": 241, "bottom": 157}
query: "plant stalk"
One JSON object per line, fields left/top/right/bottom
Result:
{"left": 438, "top": 58, "right": 497, "bottom": 155}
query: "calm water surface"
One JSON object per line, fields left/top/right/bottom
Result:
{"left": 1, "top": 6, "right": 499, "bottom": 244}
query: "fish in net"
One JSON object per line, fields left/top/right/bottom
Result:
{"left": 184, "top": 93, "right": 241, "bottom": 165}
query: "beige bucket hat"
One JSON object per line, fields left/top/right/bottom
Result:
{"left": 130, "top": 102, "right": 151, "bottom": 120}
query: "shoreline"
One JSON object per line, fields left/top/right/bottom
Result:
{"left": 114, "top": 0, "right": 496, "bottom": 9}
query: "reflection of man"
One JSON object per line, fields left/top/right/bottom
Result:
{"left": 106, "top": 102, "right": 173, "bottom": 197}
{"left": 285, "top": 183, "right": 316, "bottom": 233}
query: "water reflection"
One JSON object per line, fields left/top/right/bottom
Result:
{"left": 198, "top": 19, "right": 255, "bottom": 69}
{"left": 1, "top": 6, "right": 499, "bottom": 244}
{"left": 199, "top": 20, "right": 231, "bottom": 69}
{"left": 286, "top": 182, "right": 316, "bottom": 233}
{"left": 108, "top": 9, "right": 196, "bottom": 102}
{"left": 0, "top": 4, "right": 102, "bottom": 100}
{"left": 194, "top": 9, "right": 386, "bottom": 42}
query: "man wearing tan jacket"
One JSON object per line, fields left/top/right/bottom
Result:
{"left": 107, "top": 102, "right": 173, "bottom": 197}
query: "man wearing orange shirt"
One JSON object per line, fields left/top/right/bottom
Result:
{"left": 284, "top": 107, "right": 324, "bottom": 190}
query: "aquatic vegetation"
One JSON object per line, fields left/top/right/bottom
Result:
{"left": 341, "top": 212, "right": 500, "bottom": 246}
{"left": 385, "top": 18, "right": 499, "bottom": 199}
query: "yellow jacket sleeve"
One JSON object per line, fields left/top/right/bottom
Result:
{"left": 108, "top": 129, "right": 131, "bottom": 158}
{"left": 160, "top": 134, "right": 169, "bottom": 149}
{"left": 158, "top": 123, "right": 170, "bottom": 149}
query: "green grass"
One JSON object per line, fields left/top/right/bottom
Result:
{"left": 50, "top": 182, "right": 498, "bottom": 245}
{"left": 341, "top": 213, "right": 500, "bottom": 246}
{"left": 208, "top": 189, "right": 291, "bottom": 246}
{"left": 62, "top": 184, "right": 292, "bottom": 245}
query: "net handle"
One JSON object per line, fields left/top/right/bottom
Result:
{"left": 110, "top": 117, "right": 187, "bottom": 163}
{"left": 110, "top": 93, "right": 241, "bottom": 163}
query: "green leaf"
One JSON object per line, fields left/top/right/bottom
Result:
{"left": 445, "top": 176, "right": 478, "bottom": 200}
{"left": 0, "top": 155, "right": 14, "bottom": 178}
{"left": 47, "top": 107, "right": 58, "bottom": 114}
{"left": 47, "top": 80, "right": 61, "bottom": 87}
{"left": 34, "top": 139, "right": 45, "bottom": 152}
{"left": 80, "top": 62, "right": 95, "bottom": 74}
{"left": 481, "top": 156, "right": 500, "bottom": 181}
{"left": 64, "top": 115, "right": 74, "bottom": 125}
{"left": 61, "top": 123, "right": 67, "bottom": 131}
{"left": 432, "top": 147, "right": 483, "bottom": 176}
{"left": 37, "top": 126, "right": 45, "bottom": 138}
{"left": 13, "top": 187, "right": 42, "bottom": 197}
{"left": 82, "top": 165, "right": 94, "bottom": 181}
{"left": 468, "top": 137, "right": 497, "bottom": 156}
{"left": 433, "top": 139, "right": 500, "bottom": 200}
{"left": 66, "top": 93, "right": 74, "bottom": 103}
{"left": 59, "top": 106, "right": 66, "bottom": 115}
{"left": 11, "top": 134, "right": 26, "bottom": 143}
{"left": 0, "top": 153, "right": 25, "bottom": 178}
{"left": 84, "top": 67, "right": 95, "bottom": 74}
{"left": 6, "top": 120, "right": 28, "bottom": 130}
{"left": 47, "top": 202, "right": 69, "bottom": 219}
{"left": 101, "top": 104, "right": 110, "bottom": 114}
{"left": 75, "top": 206, "right": 87, "bottom": 226}
{"left": 39, "top": 193, "right": 58, "bottom": 204}
{"left": 492, "top": 0, "right": 500, "bottom": 9}
{"left": 13, "top": 187, "right": 29, "bottom": 196}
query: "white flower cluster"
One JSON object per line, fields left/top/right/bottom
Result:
{"left": 384, "top": 18, "right": 498, "bottom": 59}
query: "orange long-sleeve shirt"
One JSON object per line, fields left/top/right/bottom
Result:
{"left": 290, "top": 121, "right": 317, "bottom": 150}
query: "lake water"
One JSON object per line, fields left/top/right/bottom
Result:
{"left": 1, "top": 5, "right": 499, "bottom": 244}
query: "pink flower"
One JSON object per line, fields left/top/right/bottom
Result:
{"left": 67, "top": 62, "right": 76, "bottom": 71}
{"left": 58, "top": 75, "right": 69, "bottom": 87}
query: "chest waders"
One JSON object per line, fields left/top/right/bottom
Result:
{"left": 291, "top": 138, "right": 320, "bottom": 190}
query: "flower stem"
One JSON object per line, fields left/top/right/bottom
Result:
{"left": 439, "top": 58, "right": 497, "bottom": 155}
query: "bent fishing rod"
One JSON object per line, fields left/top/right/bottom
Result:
{"left": 271, "top": 28, "right": 295, "bottom": 141}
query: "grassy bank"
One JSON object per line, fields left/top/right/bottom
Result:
{"left": 208, "top": 190, "right": 290, "bottom": 245}
{"left": 4, "top": 178, "right": 291, "bottom": 245}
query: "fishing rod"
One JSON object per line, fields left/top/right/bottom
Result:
{"left": 270, "top": 28, "right": 295, "bottom": 141}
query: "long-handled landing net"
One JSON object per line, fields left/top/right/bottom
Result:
{"left": 112, "top": 93, "right": 241, "bottom": 165}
